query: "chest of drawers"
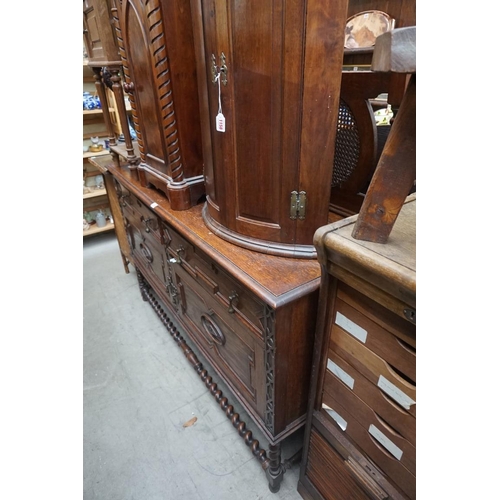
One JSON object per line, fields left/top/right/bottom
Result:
{"left": 109, "top": 162, "right": 322, "bottom": 491}
{"left": 298, "top": 195, "right": 416, "bottom": 500}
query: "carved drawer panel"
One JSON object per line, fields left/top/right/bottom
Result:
{"left": 118, "top": 186, "right": 164, "bottom": 245}
{"left": 321, "top": 390, "right": 415, "bottom": 500}
{"left": 126, "top": 216, "right": 167, "bottom": 289}
{"left": 171, "top": 261, "right": 266, "bottom": 420}
{"left": 165, "top": 224, "right": 266, "bottom": 341}
{"left": 323, "top": 352, "right": 415, "bottom": 447}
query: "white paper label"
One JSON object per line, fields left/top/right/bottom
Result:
{"left": 327, "top": 359, "right": 354, "bottom": 390}
{"left": 377, "top": 375, "right": 416, "bottom": 410}
{"left": 216, "top": 112, "right": 226, "bottom": 132}
{"left": 369, "top": 424, "right": 403, "bottom": 460}
{"left": 322, "top": 404, "right": 347, "bottom": 431}
{"left": 150, "top": 202, "right": 158, "bottom": 209}
{"left": 335, "top": 312, "right": 367, "bottom": 343}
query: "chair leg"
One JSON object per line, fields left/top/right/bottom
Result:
{"left": 351, "top": 74, "right": 416, "bottom": 243}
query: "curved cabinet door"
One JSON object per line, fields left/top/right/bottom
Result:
{"left": 191, "top": 0, "right": 349, "bottom": 258}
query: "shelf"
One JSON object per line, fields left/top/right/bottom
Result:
{"left": 83, "top": 150, "right": 110, "bottom": 159}
{"left": 83, "top": 187, "right": 107, "bottom": 200}
{"left": 83, "top": 221, "right": 115, "bottom": 237}
{"left": 83, "top": 109, "right": 104, "bottom": 115}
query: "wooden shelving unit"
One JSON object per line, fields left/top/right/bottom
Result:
{"left": 83, "top": 62, "right": 115, "bottom": 238}
{"left": 84, "top": 221, "right": 115, "bottom": 236}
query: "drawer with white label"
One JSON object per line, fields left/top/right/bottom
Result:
{"left": 331, "top": 298, "right": 415, "bottom": 383}
{"left": 320, "top": 393, "right": 416, "bottom": 500}
{"left": 324, "top": 352, "right": 415, "bottom": 447}
{"left": 329, "top": 329, "right": 416, "bottom": 418}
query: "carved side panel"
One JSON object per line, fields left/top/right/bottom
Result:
{"left": 263, "top": 305, "right": 276, "bottom": 434}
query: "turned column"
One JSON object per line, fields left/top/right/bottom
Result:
{"left": 91, "top": 67, "right": 117, "bottom": 147}
{"left": 108, "top": 66, "right": 139, "bottom": 165}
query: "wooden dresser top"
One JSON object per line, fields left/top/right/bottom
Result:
{"left": 314, "top": 194, "right": 416, "bottom": 308}
{"left": 98, "top": 160, "right": 321, "bottom": 307}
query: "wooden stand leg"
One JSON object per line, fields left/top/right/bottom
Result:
{"left": 351, "top": 74, "right": 416, "bottom": 243}
{"left": 266, "top": 443, "right": 285, "bottom": 493}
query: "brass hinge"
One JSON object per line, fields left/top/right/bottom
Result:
{"left": 290, "top": 191, "right": 306, "bottom": 220}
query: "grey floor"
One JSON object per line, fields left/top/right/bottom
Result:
{"left": 83, "top": 232, "right": 305, "bottom": 500}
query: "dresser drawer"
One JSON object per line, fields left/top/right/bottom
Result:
{"left": 320, "top": 393, "right": 415, "bottom": 500}
{"left": 331, "top": 294, "right": 415, "bottom": 383}
{"left": 171, "top": 260, "right": 266, "bottom": 421}
{"left": 126, "top": 216, "right": 167, "bottom": 289}
{"left": 330, "top": 330, "right": 416, "bottom": 418}
{"left": 164, "top": 224, "right": 266, "bottom": 340}
{"left": 119, "top": 186, "right": 165, "bottom": 245}
{"left": 324, "top": 352, "right": 415, "bottom": 447}
{"left": 322, "top": 378, "right": 415, "bottom": 477}
{"left": 304, "top": 428, "right": 381, "bottom": 500}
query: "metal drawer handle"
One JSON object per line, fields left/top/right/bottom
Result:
{"left": 228, "top": 291, "right": 239, "bottom": 314}
{"left": 142, "top": 217, "right": 153, "bottom": 233}
{"left": 201, "top": 312, "right": 226, "bottom": 346}
{"left": 169, "top": 245, "right": 185, "bottom": 264}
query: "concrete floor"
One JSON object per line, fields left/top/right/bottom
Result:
{"left": 83, "top": 232, "right": 305, "bottom": 500}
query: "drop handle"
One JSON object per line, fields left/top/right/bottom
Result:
{"left": 228, "top": 291, "right": 239, "bottom": 313}
{"left": 142, "top": 217, "right": 153, "bottom": 233}
{"left": 169, "top": 245, "right": 185, "bottom": 264}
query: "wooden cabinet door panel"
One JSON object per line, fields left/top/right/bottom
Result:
{"left": 193, "top": 0, "right": 348, "bottom": 254}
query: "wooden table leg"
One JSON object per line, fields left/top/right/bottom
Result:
{"left": 351, "top": 74, "right": 416, "bottom": 243}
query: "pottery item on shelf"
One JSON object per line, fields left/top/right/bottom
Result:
{"left": 95, "top": 210, "right": 107, "bottom": 228}
{"left": 88, "top": 136, "right": 103, "bottom": 152}
{"left": 94, "top": 175, "right": 104, "bottom": 190}
{"left": 83, "top": 92, "right": 101, "bottom": 110}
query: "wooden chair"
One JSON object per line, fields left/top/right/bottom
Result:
{"left": 330, "top": 70, "right": 408, "bottom": 219}
{"left": 351, "top": 26, "right": 416, "bottom": 243}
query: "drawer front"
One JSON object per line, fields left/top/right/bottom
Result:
{"left": 172, "top": 260, "right": 266, "bottom": 421}
{"left": 336, "top": 282, "right": 416, "bottom": 349}
{"left": 165, "top": 224, "right": 266, "bottom": 340}
{"left": 332, "top": 298, "right": 415, "bottom": 383}
{"left": 322, "top": 381, "right": 415, "bottom": 476}
{"left": 126, "top": 215, "right": 167, "bottom": 288}
{"left": 324, "top": 352, "right": 415, "bottom": 447}
{"left": 320, "top": 395, "right": 416, "bottom": 500}
{"left": 304, "top": 428, "right": 376, "bottom": 500}
{"left": 330, "top": 330, "right": 416, "bottom": 418}
{"left": 118, "top": 185, "right": 164, "bottom": 245}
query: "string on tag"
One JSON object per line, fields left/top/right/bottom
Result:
{"left": 215, "top": 72, "right": 226, "bottom": 132}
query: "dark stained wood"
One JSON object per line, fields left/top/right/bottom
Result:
{"left": 137, "top": 272, "right": 272, "bottom": 470}
{"left": 108, "top": 163, "right": 321, "bottom": 302}
{"left": 106, "top": 162, "right": 322, "bottom": 491}
{"left": 192, "top": 0, "right": 350, "bottom": 258}
{"left": 110, "top": 0, "right": 205, "bottom": 210}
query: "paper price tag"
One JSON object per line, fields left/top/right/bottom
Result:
{"left": 216, "top": 112, "right": 226, "bottom": 132}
